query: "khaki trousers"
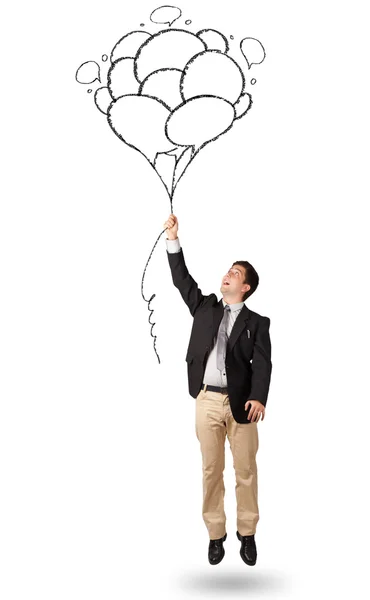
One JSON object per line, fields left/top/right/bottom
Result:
{"left": 195, "top": 385, "right": 259, "bottom": 540}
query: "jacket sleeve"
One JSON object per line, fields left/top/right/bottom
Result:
{"left": 167, "top": 245, "right": 207, "bottom": 317}
{"left": 246, "top": 316, "right": 272, "bottom": 407}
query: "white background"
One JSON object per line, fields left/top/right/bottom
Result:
{"left": 1, "top": 0, "right": 369, "bottom": 598}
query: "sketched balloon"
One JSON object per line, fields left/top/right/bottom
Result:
{"left": 180, "top": 50, "right": 245, "bottom": 105}
{"left": 165, "top": 95, "right": 236, "bottom": 152}
{"left": 139, "top": 68, "right": 183, "bottom": 111}
{"left": 107, "top": 94, "right": 176, "bottom": 165}
{"left": 94, "top": 86, "right": 112, "bottom": 114}
{"left": 234, "top": 92, "right": 252, "bottom": 119}
{"left": 196, "top": 29, "right": 229, "bottom": 53}
{"left": 134, "top": 29, "right": 206, "bottom": 83}
{"left": 110, "top": 31, "right": 152, "bottom": 63}
{"left": 107, "top": 58, "right": 140, "bottom": 100}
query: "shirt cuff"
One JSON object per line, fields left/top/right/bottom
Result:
{"left": 166, "top": 237, "right": 181, "bottom": 253}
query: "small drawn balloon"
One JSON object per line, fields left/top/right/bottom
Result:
{"left": 150, "top": 5, "right": 182, "bottom": 27}
{"left": 75, "top": 61, "right": 101, "bottom": 84}
{"left": 94, "top": 87, "right": 113, "bottom": 114}
{"left": 234, "top": 93, "right": 252, "bottom": 120}
{"left": 196, "top": 29, "right": 229, "bottom": 53}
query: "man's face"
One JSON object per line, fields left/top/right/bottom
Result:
{"left": 220, "top": 264, "right": 250, "bottom": 302}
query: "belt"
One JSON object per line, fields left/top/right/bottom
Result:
{"left": 202, "top": 383, "right": 228, "bottom": 394}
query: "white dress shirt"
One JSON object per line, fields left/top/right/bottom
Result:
{"left": 166, "top": 237, "right": 245, "bottom": 387}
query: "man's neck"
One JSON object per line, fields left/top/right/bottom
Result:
{"left": 222, "top": 297, "right": 244, "bottom": 305}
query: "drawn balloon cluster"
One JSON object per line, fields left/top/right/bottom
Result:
{"left": 75, "top": 5, "right": 266, "bottom": 363}
{"left": 75, "top": 5, "right": 266, "bottom": 202}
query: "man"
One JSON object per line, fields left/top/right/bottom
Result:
{"left": 164, "top": 213, "right": 272, "bottom": 567}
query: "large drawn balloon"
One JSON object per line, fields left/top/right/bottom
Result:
{"left": 166, "top": 96, "right": 235, "bottom": 153}
{"left": 107, "top": 95, "right": 177, "bottom": 164}
{"left": 180, "top": 50, "right": 245, "bottom": 105}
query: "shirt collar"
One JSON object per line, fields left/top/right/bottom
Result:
{"left": 222, "top": 298, "right": 245, "bottom": 312}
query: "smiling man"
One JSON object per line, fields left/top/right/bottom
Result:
{"left": 164, "top": 213, "right": 272, "bottom": 567}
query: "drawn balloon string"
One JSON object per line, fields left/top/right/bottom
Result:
{"left": 75, "top": 8, "right": 266, "bottom": 363}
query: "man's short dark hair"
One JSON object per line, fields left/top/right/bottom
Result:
{"left": 232, "top": 261, "right": 259, "bottom": 301}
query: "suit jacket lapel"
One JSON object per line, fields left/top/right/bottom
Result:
{"left": 212, "top": 299, "right": 251, "bottom": 353}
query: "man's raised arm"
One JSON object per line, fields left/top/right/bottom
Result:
{"left": 164, "top": 214, "right": 207, "bottom": 317}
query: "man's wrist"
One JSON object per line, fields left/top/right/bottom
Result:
{"left": 166, "top": 237, "right": 181, "bottom": 253}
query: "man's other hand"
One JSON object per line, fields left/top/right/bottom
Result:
{"left": 244, "top": 400, "right": 265, "bottom": 422}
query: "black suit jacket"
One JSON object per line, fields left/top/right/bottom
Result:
{"left": 167, "top": 246, "right": 272, "bottom": 424}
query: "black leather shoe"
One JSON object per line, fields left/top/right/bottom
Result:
{"left": 208, "top": 533, "right": 227, "bottom": 565}
{"left": 236, "top": 531, "right": 257, "bottom": 565}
